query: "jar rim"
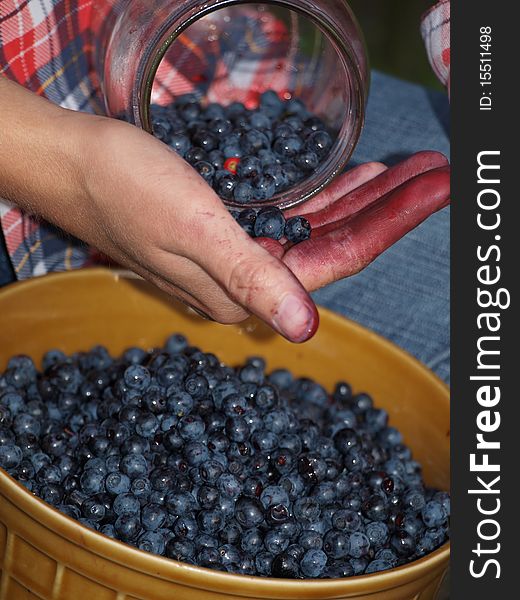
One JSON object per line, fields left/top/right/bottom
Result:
{"left": 136, "top": 0, "right": 368, "bottom": 210}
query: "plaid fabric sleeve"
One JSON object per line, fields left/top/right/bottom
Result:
{"left": 0, "top": 0, "right": 102, "bottom": 281}
{"left": 421, "top": 0, "right": 451, "bottom": 92}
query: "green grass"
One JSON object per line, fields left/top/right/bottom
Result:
{"left": 348, "top": 0, "right": 442, "bottom": 89}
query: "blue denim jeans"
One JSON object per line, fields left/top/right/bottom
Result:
{"left": 0, "top": 71, "right": 450, "bottom": 381}
{"left": 313, "top": 71, "right": 450, "bottom": 383}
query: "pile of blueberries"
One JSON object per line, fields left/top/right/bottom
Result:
{"left": 150, "top": 91, "right": 334, "bottom": 205}
{"left": 0, "top": 337, "right": 450, "bottom": 579}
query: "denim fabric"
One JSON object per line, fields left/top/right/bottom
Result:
{"left": 0, "top": 71, "right": 450, "bottom": 380}
{"left": 313, "top": 71, "right": 450, "bottom": 383}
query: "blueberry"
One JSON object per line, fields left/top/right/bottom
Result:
{"left": 323, "top": 561, "right": 355, "bottom": 578}
{"left": 235, "top": 208, "right": 257, "bottom": 235}
{"left": 208, "top": 118, "right": 233, "bottom": 137}
{"left": 13, "top": 413, "right": 40, "bottom": 437}
{"left": 305, "top": 130, "right": 333, "bottom": 157}
{"left": 366, "top": 521, "right": 389, "bottom": 549}
{"left": 253, "top": 207, "right": 285, "bottom": 239}
{"left": 138, "top": 530, "right": 166, "bottom": 555}
{"left": 237, "top": 156, "right": 262, "bottom": 179}
{"left": 257, "top": 149, "right": 277, "bottom": 167}
{"left": 249, "top": 112, "right": 271, "bottom": 130}
{"left": 348, "top": 532, "right": 370, "bottom": 558}
{"left": 178, "top": 415, "right": 205, "bottom": 441}
{"left": 114, "top": 514, "right": 142, "bottom": 542}
{"left": 226, "top": 102, "right": 246, "bottom": 118}
{"left": 217, "top": 473, "right": 241, "bottom": 498}
{"left": 421, "top": 500, "right": 448, "bottom": 527}
{"left": 194, "top": 161, "right": 215, "bottom": 183}
{"left": 433, "top": 491, "right": 451, "bottom": 516}
{"left": 131, "top": 476, "right": 151, "bottom": 499}
{"left": 331, "top": 508, "right": 361, "bottom": 533}
{"left": 259, "top": 91, "right": 284, "bottom": 118}
{"left": 80, "top": 468, "right": 105, "bottom": 494}
{"left": 403, "top": 488, "right": 426, "bottom": 512}
{"left": 113, "top": 492, "right": 140, "bottom": 516}
{"left": 284, "top": 216, "right": 311, "bottom": 243}
{"left": 185, "top": 147, "right": 209, "bottom": 165}
{"left": 273, "top": 136, "right": 303, "bottom": 158}
{"left": 197, "top": 547, "right": 220, "bottom": 568}
{"left": 207, "top": 149, "right": 225, "bottom": 170}
{"left": 204, "top": 103, "right": 225, "bottom": 120}
{"left": 197, "top": 509, "right": 225, "bottom": 534}
{"left": 233, "top": 181, "right": 254, "bottom": 204}
{"left": 217, "top": 175, "right": 237, "bottom": 199}
{"left": 390, "top": 530, "right": 416, "bottom": 557}
{"left": 168, "top": 133, "right": 191, "bottom": 157}
{"left": 135, "top": 413, "right": 159, "bottom": 438}
{"left": 173, "top": 515, "right": 199, "bottom": 540}
{"left": 241, "top": 527, "right": 264, "bottom": 556}
{"left": 298, "top": 454, "right": 327, "bottom": 484}
{"left": 264, "top": 529, "right": 290, "bottom": 555}
{"left": 283, "top": 115, "right": 304, "bottom": 132}
{"left": 192, "top": 130, "right": 218, "bottom": 152}
{"left": 271, "top": 551, "right": 299, "bottom": 578}
{"left": 260, "top": 485, "right": 289, "bottom": 510}
{"left": 300, "top": 548, "right": 327, "bottom": 578}
{"left": 375, "top": 548, "right": 399, "bottom": 567}
{"left": 42, "top": 349, "right": 67, "bottom": 371}
{"left": 323, "top": 530, "right": 349, "bottom": 559}
{"left": 151, "top": 115, "right": 171, "bottom": 142}
{"left": 183, "top": 441, "right": 209, "bottom": 466}
{"left": 280, "top": 162, "right": 303, "bottom": 186}
{"left": 365, "top": 559, "right": 393, "bottom": 574}
{"left": 252, "top": 174, "right": 276, "bottom": 201}
{"left": 81, "top": 497, "right": 106, "bottom": 522}
{"left": 241, "top": 129, "right": 270, "bottom": 154}
{"left": 199, "top": 460, "right": 225, "bottom": 484}
{"left": 274, "top": 123, "right": 295, "bottom": 139}
{"left": 120, "top": 453, "right": 148, "bottom": 479}
{"left": 235, "top": 496, "right": 264, "bottom": 527}
{"left": 123, "top": 365, "right": 151, "bottom": 392}
{"left": 184, "top": 373, "right": 209, "bottom": 399}
{"left": 221, "top": 142, "right": 243, "bottom": 159}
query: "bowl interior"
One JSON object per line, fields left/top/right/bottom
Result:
{"left": 0, "top": 268, "right": 450, "bottom": 599}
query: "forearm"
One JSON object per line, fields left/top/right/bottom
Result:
{"left": 0, "top": 78, "right": 89, "bottom": 222}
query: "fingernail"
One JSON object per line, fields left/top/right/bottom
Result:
{"left": 273, "top": 294, "right": 316, "bottom": 342}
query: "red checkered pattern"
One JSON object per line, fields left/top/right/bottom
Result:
{"left": 0, "top": 1, "right": 450, "bottom": 282}
{"left": 421, "top": 0, "right": 451, "bottom": 92}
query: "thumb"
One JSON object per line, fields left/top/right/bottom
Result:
{"left": 193, "top": 211, "right": 318, "bottom": 343}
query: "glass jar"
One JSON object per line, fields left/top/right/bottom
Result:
{"left": 92, "top": 0, "right": 369, "bottom": 209}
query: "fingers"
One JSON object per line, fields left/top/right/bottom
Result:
{"left": 283, "top": 166, "right": 450, "bottom": 291}
{"left": 191, "top": 218, "right": 319, "bottom": 342}
{"left": 285, "top": 162, "right": 388, "bottom": 218}
{"left": 254, "top": 237, "right": 285, "bottom": 260}
{"left": 307, "top": 151, "right": 449, "bottom": 230}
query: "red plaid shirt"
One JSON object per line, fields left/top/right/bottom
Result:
{"left": 0, "top": 0, "right": 450, "bottom": 281}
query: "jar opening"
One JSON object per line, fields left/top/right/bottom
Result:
{"left": 139, "top": 1, "right": 365, "bottom": 209}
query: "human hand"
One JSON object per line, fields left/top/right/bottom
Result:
{"left": 261, "top": 151, "right": 450, "bottom": 290}
{"left": 0, "top": 79, "right": 317, "bottom": 343}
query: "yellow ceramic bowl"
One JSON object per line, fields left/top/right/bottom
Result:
{"left": 0, "top": 269, "right": 450, "bottom": 600}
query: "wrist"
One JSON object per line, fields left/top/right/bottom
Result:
{"left": 0, "top": 79, "right": 89, "bottom": 223}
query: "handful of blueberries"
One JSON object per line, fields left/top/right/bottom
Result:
{"left": 0, "top": 337, "right": 450, "bottom": 579}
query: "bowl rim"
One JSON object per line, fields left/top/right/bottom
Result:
{"left": 0, "top": 269, "right": 450, "bottom": 596}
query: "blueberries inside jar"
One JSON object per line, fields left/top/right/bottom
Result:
{"left": 0, "top": 340, "right": 450, "bottom": 579}
{"left": 147, "top": 91, "right": 329, "bottom": 244}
